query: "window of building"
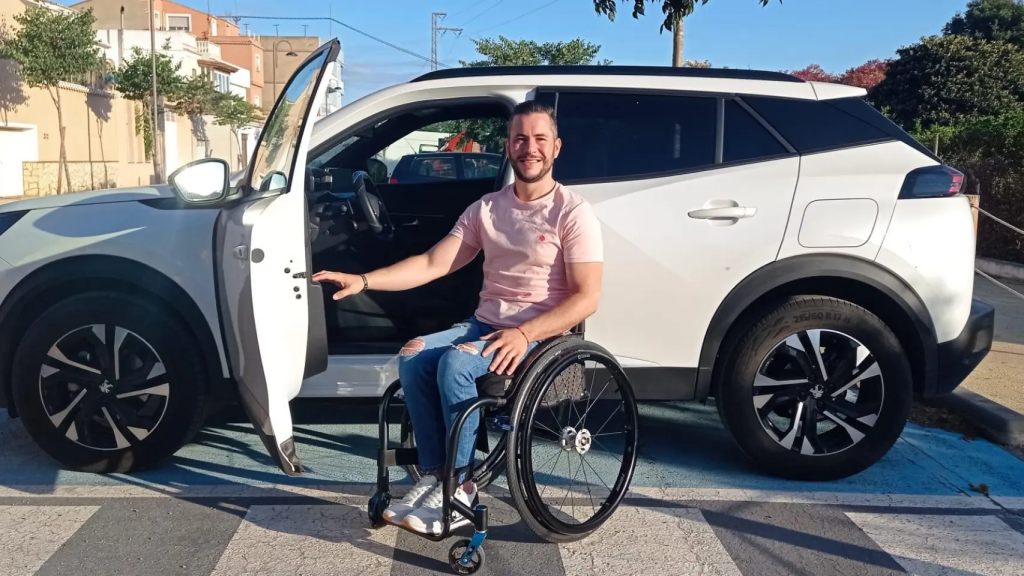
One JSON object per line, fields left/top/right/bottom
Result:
{"left": 255, "top": 54, "right": 262, "bottom": 72}
{"left": 543, "top": 91, "right": 717, "bottom": 182}
{"left": 213, "top": 71, "right": 230, "bottom": 93}
{"left": 154, "top": 11, "right": 160, "bottom": 28}
{"left": 166, "top": 14, "right": 191, "bottom": 31}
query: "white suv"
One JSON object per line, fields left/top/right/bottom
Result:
{"left": 0, "top": 41, "right": 994, "bottom": 481}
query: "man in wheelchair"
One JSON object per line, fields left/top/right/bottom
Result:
{"left": 313, "top": 100, "right": 603, "bottom": 535}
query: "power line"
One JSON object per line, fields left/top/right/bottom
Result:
{"left": 471, "top": 0, "right": 564, "bottom": 35}
{"left": 224, "top": 15, "right": 452, "bottom": 68}
{"left": 457, "top": 0, "right": 507, "bottom": 28}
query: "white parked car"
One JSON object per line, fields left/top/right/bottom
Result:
{"left": 0, "top": 41, "right": 993, "bottom": 481}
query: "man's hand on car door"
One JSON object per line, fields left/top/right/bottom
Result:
{"left": 312, "top": 271, "right": 365, "bottom": 300}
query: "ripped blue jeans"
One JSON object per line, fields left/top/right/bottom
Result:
{"left": 398, "top": 317, "right": 539, "bottom": 479}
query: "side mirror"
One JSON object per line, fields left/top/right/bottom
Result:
{"left": 366, "top": 158, "right": 388, "bottom": 184}
{"left": 169, "top": 158, "right": 230, "bottom": 204}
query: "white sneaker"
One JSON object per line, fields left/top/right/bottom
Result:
{"left": 382, "top": 475, "right": 438, "bottom": 525}
{"left": 403, "top": 483, "right": 479, "bottom": 536}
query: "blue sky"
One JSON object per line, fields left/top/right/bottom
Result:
{"left": 68, "top": 0, "right": 973, "bottom": 103}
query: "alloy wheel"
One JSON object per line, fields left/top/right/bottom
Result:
{"left": 752, "top": 329, "right": 884, "bottom": 456}
{"left": 38, "top": 324, "right": 170, "bottom": 451}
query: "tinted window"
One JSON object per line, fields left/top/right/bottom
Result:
{"left": 551, "top": 92, "right": 717, "bottom": 182}
{"left": 723, "top": 100, "right": 788, "bottom": 163}
{"left": 826, "top": 97, "right": 939, "bottom": 161}
{"left": 409, "top": 156, "right": 457, "bottom": 179}
{"left": 463, "top": 155, "right": 502, "bottom": 179}
{"left": 742, "top": 96, "right": 891, "bottom": 154}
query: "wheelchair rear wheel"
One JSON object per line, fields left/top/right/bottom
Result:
{"left": 506, "top": 339, "right": 639, "bottom": 544}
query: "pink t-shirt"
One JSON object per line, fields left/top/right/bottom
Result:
{"left": 449, "top": 183, "right": 603, "bottom": 329}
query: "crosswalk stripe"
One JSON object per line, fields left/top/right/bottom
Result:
{"left": 847, "top": 512, "right": 1024, "bottom": 576}
{"left": 210, "top": 499, "right": 397, "bottom": 576}
{"left": 0, "top": 506, "right": 99, "bottom": 576}
{"left": 559, "top": 505, "right": 742, "bottom": 576}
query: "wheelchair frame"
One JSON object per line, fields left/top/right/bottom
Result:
{"left": 368, "top": 324, "right": 637, "bottom": 574}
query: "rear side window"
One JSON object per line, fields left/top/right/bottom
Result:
{"left": 723, "top": 100, "right": 788, "bottom": 163}
{"left": 742, "top": 96, "right": 891, "bottom": 154}
{"left": 549, "top": 92, "right": 717, "bottom": 182}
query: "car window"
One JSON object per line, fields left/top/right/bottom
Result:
{"left": 548, "top": 91, "right": 717, "bottom": 182}
{"left": 741, "top": 95, "right": 891, "bottom": 154}
{"left": 463, "top": 155, "right": 501, "bottom": 179}
{"left": 248, "top": 50, "right": 328, "bottom": 194}
{"left": 409, "top": 156, "right": 457, "bottom": 179}
{"left": 723, "top": 100, "right": 789, "bottom": 163}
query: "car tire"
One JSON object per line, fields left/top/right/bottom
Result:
{"left": 11, "top": 292, "right": 211, "bottom": 473}
{"left": 716, "top": 296, "right": 912, "bottom": 481}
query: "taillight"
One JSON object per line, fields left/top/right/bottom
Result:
{"left": 389, "top": 177, "right": 398, "bottom": 184}
{"left": 898, "top": 165, "right": 964, "bottom": 199}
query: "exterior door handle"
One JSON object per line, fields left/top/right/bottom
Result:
{"left": 687, "top": 206, "right": 757, "bottom": 220}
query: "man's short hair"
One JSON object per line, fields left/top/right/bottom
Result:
{"left": 509, "top": 100, "right": 558, "bottom": 137}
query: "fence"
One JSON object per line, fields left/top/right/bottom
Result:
{"left": 970, "top": 196, "right": 1024, "bottom": 302}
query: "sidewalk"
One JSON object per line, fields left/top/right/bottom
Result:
{"left": 963, "top": 275, "right": 1024, "bottom": 417}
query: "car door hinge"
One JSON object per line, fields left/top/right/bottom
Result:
{"left": 292, "top": 271, "right": 307, "bottom": 279}
{"left": 233, "top": 245, "right": 248, "bottom": 260}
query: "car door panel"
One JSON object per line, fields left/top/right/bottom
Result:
{"left": 572, "top": 158, "right": 800, "bottom": 369}
{"left": 214, "top": 40, "right": 340, "bottom": 475}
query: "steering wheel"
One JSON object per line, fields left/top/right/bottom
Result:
{"left": 354, "top": 171, "right": 393, "bottom": 235}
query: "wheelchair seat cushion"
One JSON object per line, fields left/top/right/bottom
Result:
{"left": 476, "top": 372, "right": 513, "bottom": 397}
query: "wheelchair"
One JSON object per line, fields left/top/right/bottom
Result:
{"left": 367, "top": 324, "right": 640, "bottom": 574}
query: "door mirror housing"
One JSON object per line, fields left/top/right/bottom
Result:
{"left": 366, "top": 158, "right": 388, "bottom": 184}
{"left": 169, "top": 158, "right": 230, "bottom": 204}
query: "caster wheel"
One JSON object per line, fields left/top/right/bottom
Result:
{"left": 367, "top": 491, "right": 390, "bottom": 528}
{"left": 448, "top": 538, "right": 485, "bottom": 575}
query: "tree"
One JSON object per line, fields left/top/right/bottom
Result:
{"left": 945, "top": 0, "right": 1024, "bottom": 49}
{"left": 111, "top": 46, "right": 183, "bottom": 170}
{"left": 212, "top": 92, "right": 262, "bottom": 167}
{"left": 429, "top": 36, "right": 611, "bottom": 152}
{"left": 591, "top": 0, "right": 779, "bottom": 65}
{"left": 787, "top": 64, "right": 838, "bottom": 83}
{"left": 171, "top": 74, "right": 219, "bottom": 145}
{"left": 0, "top": 7, "right": 105, "bottom": 194}
{"left": 870, "top": 34, "right": 1024, "bottom": 130}
{"left": 461, "top": 36, "right": 609, "bottom": 67}
{"left": 838, "top": 59, "right": 888, "bottom": 89}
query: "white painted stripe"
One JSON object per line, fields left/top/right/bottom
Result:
{"left": 847, "top": 512, "right": 1024, "bottom": 576}
{"left": 0, "top": 505, "right": 99, "bottom": 575}
{"left": 210, "top": 502, "right": 397, "bottom": 576}
{"left": 0, "top": 484, "right": 1001, "bottom": 509}
{"left": 560, "top": 505, "right": 741, "bottom": 576}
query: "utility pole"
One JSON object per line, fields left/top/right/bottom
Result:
{"left": 149, "top": 0, "right": 165, "bottom": 183}
{"left": 303, "top": 24, "right": 308, "bottom": 36}
{"left": 672, "top": 14, "right": 684, "bottom": 67}
{"left": 431, "top": 12, "right": 461, "bottom": 71}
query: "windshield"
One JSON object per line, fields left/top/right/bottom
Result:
{"left": 248, "top": 49, "right": 328, "bottom": 193}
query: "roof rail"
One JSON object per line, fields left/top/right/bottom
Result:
{"left": 412, "top": 65, "right": 804, "bottom": 84}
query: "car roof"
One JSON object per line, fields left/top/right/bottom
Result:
{"left": 412, "top": 65, "right": 804, "bottom": 84}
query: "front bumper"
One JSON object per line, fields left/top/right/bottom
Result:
{"left": 932, "top": 298, "right": 995, "bottom": 397}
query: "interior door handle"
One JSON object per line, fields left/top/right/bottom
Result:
{"left": 687, "top": 206, "right": 757, "bottom": 220}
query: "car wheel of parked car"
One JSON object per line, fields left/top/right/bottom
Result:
{"left": 717, "top": 296, "right": 912, "bottom": 481}
{"left": 12, "top": 292, "right": 211, "bottom": 473}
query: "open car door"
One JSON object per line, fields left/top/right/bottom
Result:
{"left": 214, "top": 40, "right": 338, "bottom": 475}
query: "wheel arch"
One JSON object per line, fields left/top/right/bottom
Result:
{"left": 697, "top": 253, "right": 938, "bottom": 401}
{"left": 0, "top": 254, "right": 228, "bottom": 417}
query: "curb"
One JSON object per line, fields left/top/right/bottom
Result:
{"left": 930, "top": 388, "right": 1024, "bottom": 447}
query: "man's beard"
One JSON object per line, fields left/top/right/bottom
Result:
{"left": 510, "top": 156, "right": 554, "bottom": 184}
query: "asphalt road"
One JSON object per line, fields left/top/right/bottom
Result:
{"left": 3, "top": 400, "right": 1024, "bottom": 575}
